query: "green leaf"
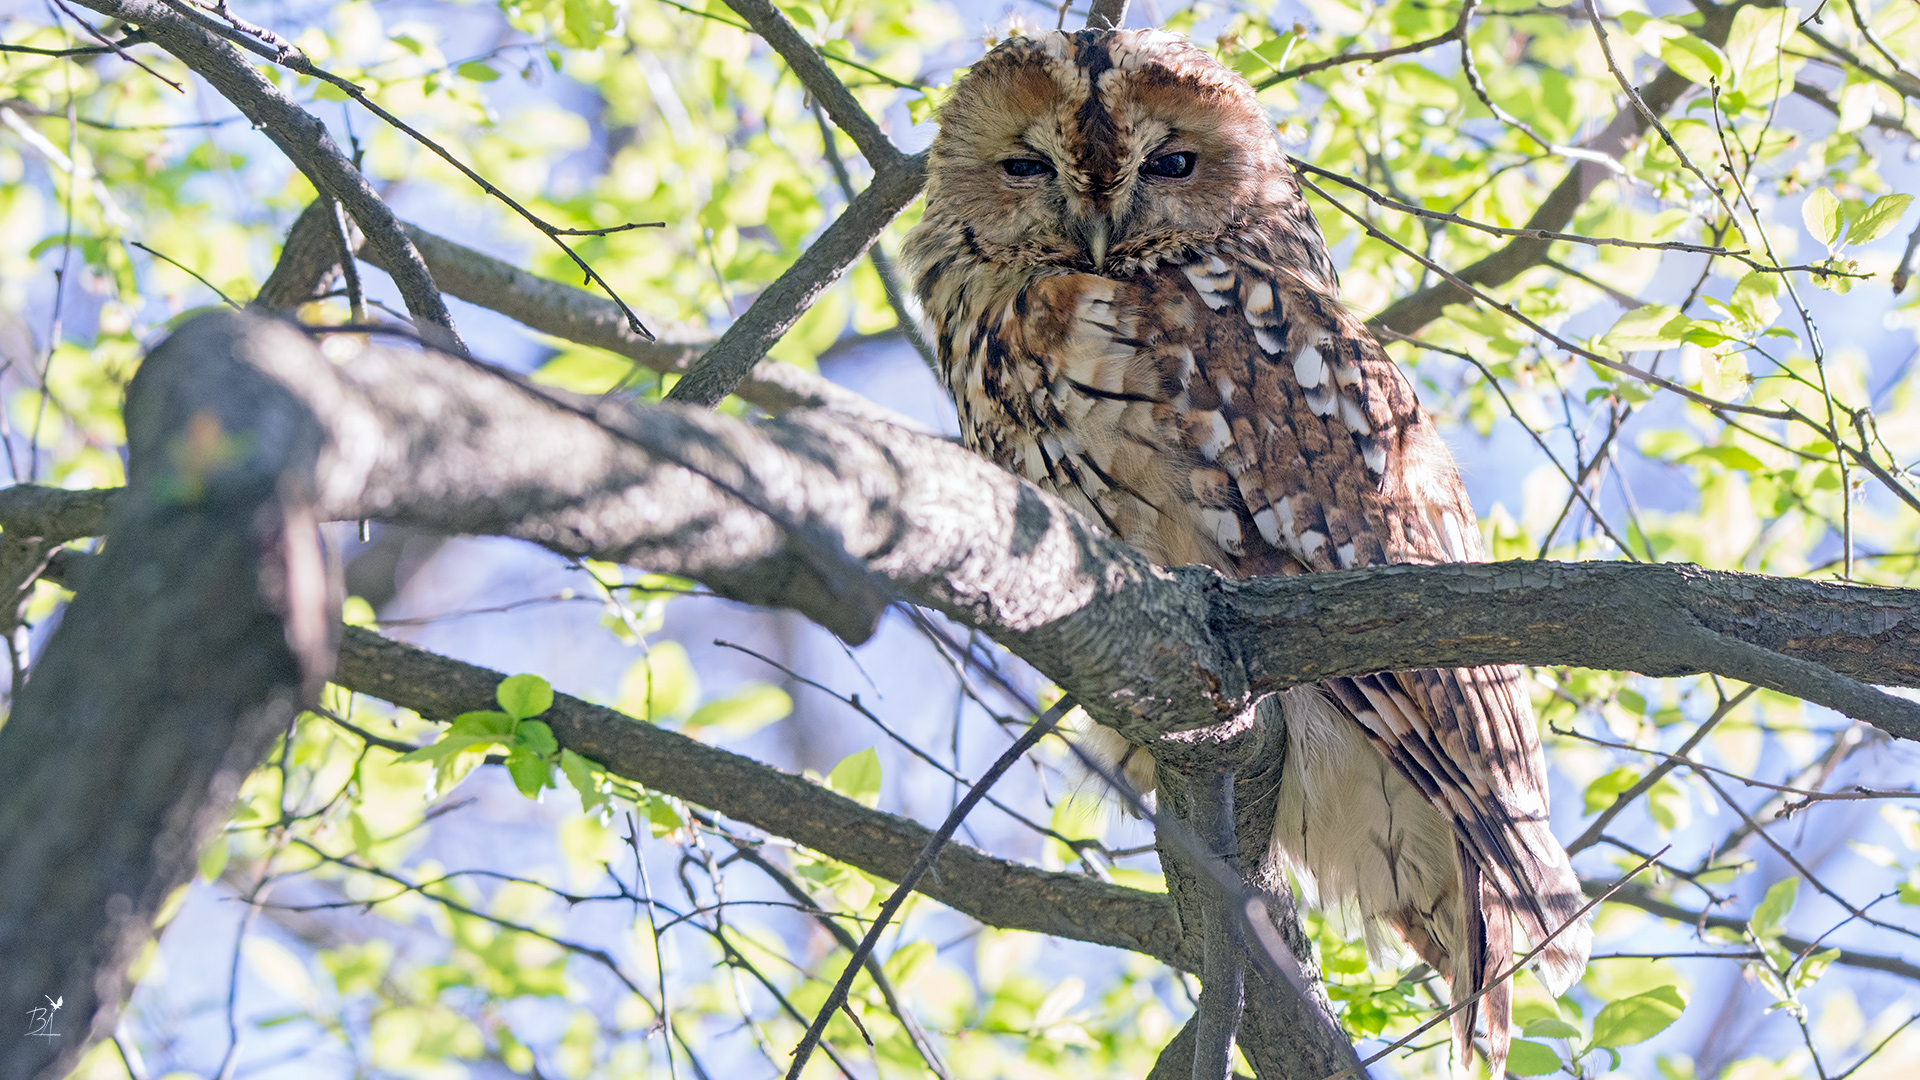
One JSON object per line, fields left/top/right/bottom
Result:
{"left": 1750, "top": 876, "right": 1798, "bottom": 939}
{"left": 1723, "top": 7, "right": 1797, "bottom": 99}
{"left": 1523, "top": 1017, "right": 1583, "bottom": 1040}
{"left": 1793, "top": 946, "right": 1840, "bottom": 991}
{"left": 457, "top": 61, "right": 501, "bottom": 82}
{"left": 1646, "top": 775, "right": 1691, "bottom": 831}
{"left": 827, "top": 747, "right": 883, "bottom": 807}
{"left": 1506, "top": 1038, "right": 1565, "bottom": 1075}
{"left": 395, "top": 732, "right": 500, "bottom": 764}
{"left": 1602, "top": 304, "right": 1685, "bottom": 351}
{"left": 1590, "top": 985, "right": 1687, "bottom": 1049}
{"left": 684, "top": 683, "right": 793, "bottom": 737}
{"left": 505, "top": 747, "right": 553, "bottom": 798}
{"left": 560, "top": 749, "right": 608, "bottom": 813}
{"left": 497, "top": 674, "right": 553, "bottom": 721}
{"left": 1660, "top": 36, "right": 1729, "bottom": 87}
{"left": 514, "top": 719, "right": 558, "bottom": 757}
{"left": 1727, "top": 271, "right": 1782, "bottom": 332}
{"left": 1802, "top": 188, "right": 1844, "bottom": 248}
{"left": 1584, "top": 766, "right": 1639, "bottom": 814}
{"left": 1683, "top": 445, "right": 1767, "bottom": 473}
{"left": 641, "top": 792, "right": 684, "bottom": 836}
{"left": 349, "top": 812, "right": 376, "bottom": 860}
{"left": 1846, "top": 193, "right": 1913, "bottom": 246}
{"left": 453, "top": 709, "right": 517, "bottom": 737}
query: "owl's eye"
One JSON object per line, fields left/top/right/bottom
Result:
{"left": 1001, "top": 158, "right": 1054, "bottom": 178}
{"left": 1144, "top": 151, "right": 1196, "bottom": 179}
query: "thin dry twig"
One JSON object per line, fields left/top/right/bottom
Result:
{"left": 784, "top": 698, "right": 1072, "bottom": 1080}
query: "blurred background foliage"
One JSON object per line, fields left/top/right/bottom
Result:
{"left": 4, "top": 0, "right": 1920, "bottom": 1077}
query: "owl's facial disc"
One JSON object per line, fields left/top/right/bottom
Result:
{"left": 923, "top": 29, "right": 1291, "bottom": 276}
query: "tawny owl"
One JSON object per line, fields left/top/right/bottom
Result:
{"left": 901, "top": 28, "right": 1591, "bottom": 1078}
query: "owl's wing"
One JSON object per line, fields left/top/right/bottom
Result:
{"left": 1156, "top": 244, "right": 1591, "bottom": 1027}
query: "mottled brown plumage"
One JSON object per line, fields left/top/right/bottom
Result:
{"left": 903, "top": 29, "right": 1589, "bottom": 1078}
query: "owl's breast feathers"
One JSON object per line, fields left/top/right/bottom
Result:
{"left": 909, "top": 224, "right": 1591, "bottom": 1066}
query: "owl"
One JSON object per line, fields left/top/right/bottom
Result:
{"left": 901, "top": 29, "right": 1591, "bottom": 1078}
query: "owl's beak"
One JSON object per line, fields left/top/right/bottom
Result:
{"left": 1083, "top": 216, "right": 1110, "bottom": 273}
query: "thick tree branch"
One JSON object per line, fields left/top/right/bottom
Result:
{"left": 5, "top": 310, "right": 1920, "bottom": 1076}
{"left": 0, "top": 318, "right": 339, "bottom": 1080}
{"left": 0, "top": 484, "right": 115, "bottom": 544}
{"left": 73, "top": 0, "right": 464, "bottom": 352}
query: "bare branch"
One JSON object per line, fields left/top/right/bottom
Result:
{"left": 665, "top": 152, "right": 928, "bottom": 407}
{"left": 0, "top": 485, "right": 115, "bottom": 544}
{"left": 1371, "top": 1, "right": 1751, "bottom": 334}
{"left": 720, "top": 0, "right": 902, "bottom": 170}
{"left": 361, "top": 221, "right": 926, "bottom": 429}
{"left": 1596, "top": 880, "right": 1920, "bottom": 983}
{"left": 1254, "top": 25, "right": 1462, "bottom": 89}
{"left": 70, "top": 0, "right": 462, "bottom": 351}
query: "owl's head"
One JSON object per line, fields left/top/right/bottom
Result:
{"left": 918, "top": 29, "right": 1300, "bottom": 278}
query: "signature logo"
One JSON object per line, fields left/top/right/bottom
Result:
{"left": 24, "top": 995, "right": 61, "bottom": 1039}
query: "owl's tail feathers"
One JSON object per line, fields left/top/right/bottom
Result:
{"left": 1500, "top": 817, "right": 1594, "bottom": 999}
{"left": 1063, "top": 715, "right": 1159, "bottom": 817}
{"left": 1461, "top": 830, "right": 1593, "bottom": 1080}
{"left": 1457, "top": 856, "right": 1514, "bottom": 1080}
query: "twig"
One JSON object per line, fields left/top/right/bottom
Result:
{"left": 1456, "top": 0, "right": 1623, "bottom": 171}
{"left": 72, "top": 0, "right": 466, "bottom": 351}
{"left": 784, "top": 697, "right": 1072, "bottom": 1079}
{"left": 326, "top": 200, "right": 365, "bottom": 322}
{"left": 350, "top": 221, "right": 925, "bottom": 429}
{"left": 720, "top": 0, "right": 902, "bottom": 170}
{"left": 713, "top": 638, "right": 1095, "bottom": 856}
{"left": 1566, "top": 684, "right": 1758, "bottom": 855}
{"left": 1892, "top": 216, "right": 1920, "bottom": 293}
{"left": 1799, "top": 24, "right": 1920, "bottom": 101}
{"left": 666, "top": 152, "right": 929, "bottom": 407}
{"left": 1598, "top": 880, "right": 1920, "bottom": 983}
{"left": 722, "top": 832, "right": 953, "bottom": 1080}
{"left": 1298, "top": 171, "right": 1796, "bottom": 420}
{"left": 1254, "top": 25, "right": 1463, "bottom": 89}
{"left": 1378, "top": 328, "right": 1641, "bottom": 557}
{"left": 1580, "top": 0, "right": 1739, "bottom": 221}
{"left": 1294, "top": 158, "right": 1733, "bottom": 253}
{"left": 159, "top": 0, "right": 642, "bottom": 342}
{"left": 626, "top": 816, "right": 680, "bottom": 1080}
{"left": 129, "top": 240, "right": 240, "bottom": 309}
{"left": 656, "top": 0, "right": 927, "bottom": 91}
{"left": 47, "top": 0, "right": 182, "bottom": 91}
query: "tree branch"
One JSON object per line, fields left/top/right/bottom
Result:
{"left": 1592, "top": 879, "right": 1920, "bottom": 983}
{"left": 359, "top": 221, "right": 925, "bottom": 429}
{"left": 1369, "top": 1, "right": 1748, "bottom": 334}
{"left": 73, "top": 0, "right": 464, "bottom": 352}
{"left": 7, "top": 309, "right": 1920, "bottom": 1075}
{"left": 720, "top": 0, "right": 902, "bottom": 170}
{"left": 664, "top": 152, "right": 928, "bottom": 407}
